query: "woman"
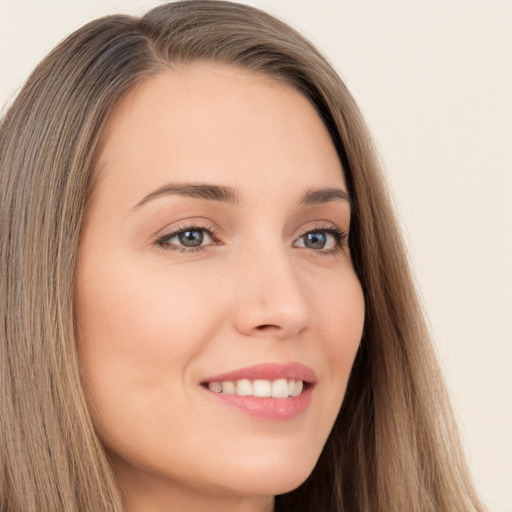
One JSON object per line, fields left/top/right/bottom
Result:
{"left": 0, "top": 2, "right": 486, "bottom": 511}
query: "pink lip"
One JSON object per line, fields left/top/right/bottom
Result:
{"left": 201, "top": 362, "right": 317, "bottom": 384}
{"left": 201, "top": 363, "right": 316, "bottom": 421}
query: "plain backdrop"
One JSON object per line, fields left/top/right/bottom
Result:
{"left": 1, "top": 1, "right": 511, "bottom": 510}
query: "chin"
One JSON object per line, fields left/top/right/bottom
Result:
{"left": 251, "top": 470, "right": 312, "bottom": 497}
{"left": 213, "top": 451, "right": 317, "bottom": 498}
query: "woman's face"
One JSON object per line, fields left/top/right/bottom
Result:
{"left": 75, "top": 63, "right": 365, "bottom": 511}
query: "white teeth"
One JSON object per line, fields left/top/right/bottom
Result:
{"left": 235, "top": 379, "right": 253, "bottom": 396}
{"left": 222, "top": 381, "right": 236, "bottom": 395}
{"left": 207, "top": 378, "right": 305, "bottom": 398}
{"left": 292, "top": 380, "right": 303, "bottom": 397}
{"left": 208, "top": 381, "right": 222, "bottom": 393}
{"left": 253, "top": 379, "right": 272, "bottom": 397}
{"left": 271, "top": 378, "right": 290, "bottom": 398}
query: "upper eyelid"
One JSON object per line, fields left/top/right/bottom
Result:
{"left": 156, "top": 219, "right": 218, "bottom": 237}
{"left": 297, "top": 220, "right": 347, "bottom": 236}
{"left": 157, "top": 221, "right": 344, "bottom": 236}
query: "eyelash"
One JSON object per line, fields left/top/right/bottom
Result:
{"left": 298, "top": 223, "right": 348, "bottom": 256}
{"left": 156, "top": 222, "right": 220, "bottom": 254}
{"left": 155, "top": 222, "right": 348, "bottom": 255}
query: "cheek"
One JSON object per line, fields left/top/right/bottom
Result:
{"left": 312, "top": 270, "right": 365, "bottom": 394}
{"left": 75, "top": 258, "right": 222, "bottom": 415}
{"left": 75, "top": 260, "right": 231, "bottom": 472}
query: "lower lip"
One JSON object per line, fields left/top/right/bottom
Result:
{"left": 205, "top": 386, "right": 313, "bottom": 420}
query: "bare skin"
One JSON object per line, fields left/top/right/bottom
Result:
{"left": 75, "top": 63, "right": 365, "bottom": 512}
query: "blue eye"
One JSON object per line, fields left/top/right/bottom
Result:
{"left": 304, "top": 232, "right": 328, "bottom": 249}
{"left": 293, "top": 228, "right": 346, "bottom": 252}
{"left": 177, "top": 229, "right": 204, "bottom": 247}
{"left": 157, "top": 226, "right": 216, "bottom": 251}
{"left": 156, "top": 223, "right": 346, "bottom": 254}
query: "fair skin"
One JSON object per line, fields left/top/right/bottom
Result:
{"left": 75, "top": 63, "right": 365, "bottom": 512}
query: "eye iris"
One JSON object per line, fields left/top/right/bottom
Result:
{"left": 178, "top": 230, "right": 203, "bottom": 247}
{"left": 305, "top": 232, "right": 327, "bottom": 249}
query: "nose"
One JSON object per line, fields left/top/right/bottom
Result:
{"left": 232, "top": 244, "right": 313, "bottom": 340}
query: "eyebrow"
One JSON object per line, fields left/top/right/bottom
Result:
{"left": 300, "top": 187, "right": 352, "bottom": 207}
{"left": 132, "top": 183, "right": 240, "bottom": 209}
{"left": 132, "top": 182, "right": 351, "bottom": 210}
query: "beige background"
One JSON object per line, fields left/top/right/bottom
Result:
{"left": 1, "top": 1, "right": 510, "bottom": 510}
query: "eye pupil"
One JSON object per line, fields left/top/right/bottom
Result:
{"left": 305, "top": 232, "right": 326, "bottom": 249}
{"left": 179, "top": 230, "right": 203, "bottom": 247}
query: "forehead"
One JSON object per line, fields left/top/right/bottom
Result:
{"left": 93, "top": 62, "right": 346, "bottom": 205}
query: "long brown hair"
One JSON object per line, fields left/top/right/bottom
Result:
{"left": 0, "top": 2, "right": 485, "bottom": 511}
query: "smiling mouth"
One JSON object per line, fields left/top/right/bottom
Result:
{"left": 200, "top": 363, "right": 316, "bottom": 419}
{"left": 202, "top": 378, "right": 310, "bottom": 398}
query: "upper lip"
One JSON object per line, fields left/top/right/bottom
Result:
{"left": 201, "top": 362, "right": 317, "bottom": 384}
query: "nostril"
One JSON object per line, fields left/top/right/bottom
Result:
{"left": 256, "top": 324, "right": 280, "bottom": 331}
